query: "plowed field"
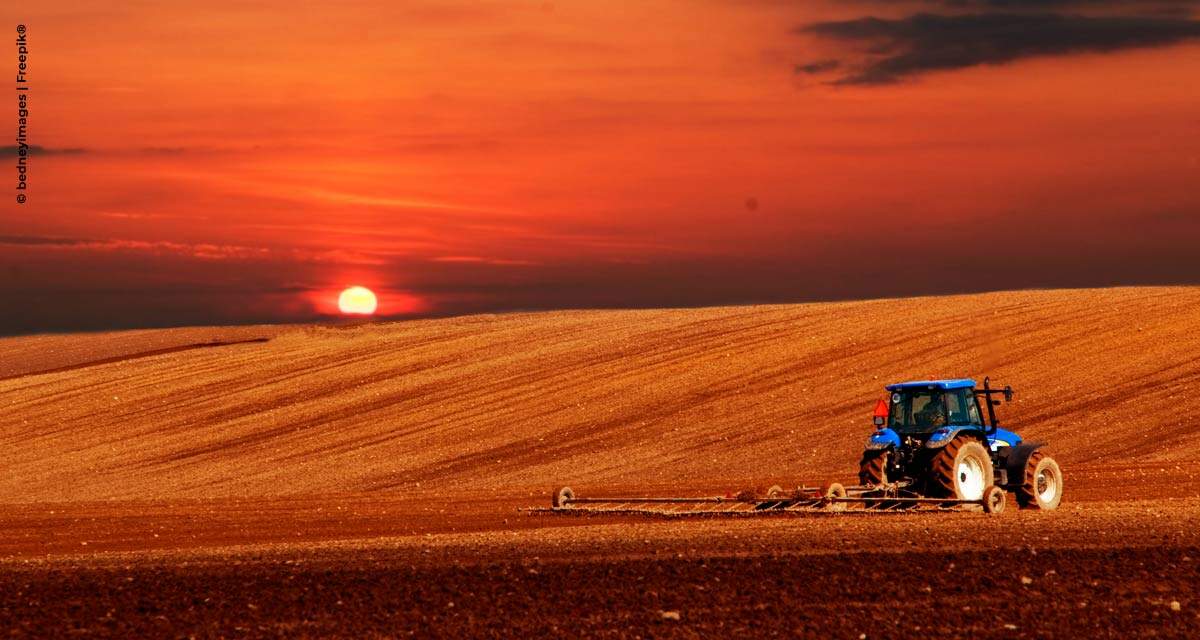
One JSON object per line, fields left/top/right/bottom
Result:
{"left": 3, "top": 287, "right": 1199, "bottom": 638}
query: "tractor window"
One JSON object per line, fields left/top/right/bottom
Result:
{"left": 945, "top": 392, "right": 963, "bottom": 423}
{"left": 946, "top": 389, "right": 981, "bottom": 425}
{"left": 911, "top": 395, "right": 936, "bottom": 418}
{"left": 964, "top": 391, "right": 983, "bottom": 425}
{"left": 888, "top": 388, "right": 983, "bottom": 431}
{"left": 889, "top": 390, "right": 949, "bottom": 431}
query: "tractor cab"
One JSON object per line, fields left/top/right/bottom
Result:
{"left": 885, "top": 380, "right": 980, "bottom": 433}
{"left": 873, "top": 378, "right": 1022, "bottom": 451}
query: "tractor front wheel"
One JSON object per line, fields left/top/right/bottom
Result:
{"left": 929, "top": 437, "right": 993, "bottom": 502}
{"left": 858, "top": 450, "right": 888, "bottom": 487}
{"left": 1017, "top": 452, "right": 1063, "bottom": 510}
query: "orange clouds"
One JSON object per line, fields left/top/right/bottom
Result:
{"left": 2, "top": 1, "right": 1199, "bottom": 332}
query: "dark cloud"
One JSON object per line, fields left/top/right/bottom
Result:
{"left": 1, "top": 145, "right": 87, "bottom": 155}
{"left": 800, "top": 11, "right": 1200, "bottom": 84}
{"left": 139, "top": 146, "right": 192, "bottom": 154}
{"left": 935, "top": 1, "right": 1197, "bottom": 8}
{"left": 864, "top": 0, "right": 1199, "bottom": 10}
{"left": 0, "top": 235, "right": 85, "bottom": 246}
{"left": 794, "top": 59, "right": 841, "bottom": 74}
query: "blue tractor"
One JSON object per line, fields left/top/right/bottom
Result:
{"left": 542, "top": 377, "right": 1061, "bottom": 516}
{"left": 859, "top": 377, "right": 1063, "bottom": 510}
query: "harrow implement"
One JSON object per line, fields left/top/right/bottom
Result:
{"left": 532, "top": 482, "right": 1007, "bottom": 517}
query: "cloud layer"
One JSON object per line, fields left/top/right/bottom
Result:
{"left": 799, "top": 4, "right": 1200, "bottom": 84}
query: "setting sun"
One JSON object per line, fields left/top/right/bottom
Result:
{"left": 337, "top": 286, "right": 378, "bottom": 315}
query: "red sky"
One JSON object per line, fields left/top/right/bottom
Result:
{"left": 3, "top": 1, "right": 1199, "bottom": 333}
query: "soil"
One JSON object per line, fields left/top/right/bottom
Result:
{"left": 2, "top": 287, "right": 1199, "bottom": 637}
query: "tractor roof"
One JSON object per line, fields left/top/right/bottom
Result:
{"left": 885, "top": 378, "right": 976, "bottom": 391}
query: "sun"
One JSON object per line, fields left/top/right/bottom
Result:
{"left": 337, "top": 286, "right": 378, "bottom": 315}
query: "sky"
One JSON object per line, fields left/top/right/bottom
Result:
{"left": 2, "top": 0, "right": 1199, "bottom": 334}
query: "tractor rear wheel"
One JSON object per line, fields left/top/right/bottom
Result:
{"left": 929, "top": 437, "right": 993, "bottom": 501}
{"left": 858, "top": 450, "right": 888, "bottom": 487}
{"left": 1016, "top": 452, "right": 1063, "bottom": 510}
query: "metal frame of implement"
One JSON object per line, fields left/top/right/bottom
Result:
{"left": 531, "top": 482, "right": 1007, "bottom": 517}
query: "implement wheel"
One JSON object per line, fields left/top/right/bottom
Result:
{"left": 552, "top": 486, "right": 575, "bottom": 509}
{"left": 821, "top": 482, "right": 847, "bottom": 512}
{"left": 1017, "top": 452, "right": 1063, "bottom": 510}
{"left": 755, "top": 485, "right": 789, "bottom": 511}
{"left": 930, "top": 437, "right": 993, "bottom": 502}
{"left": 858, "top": 450, "right": 889, "bottom": 487}
{"left": 982, "top": 485, "right": 1007, "bottom": 514}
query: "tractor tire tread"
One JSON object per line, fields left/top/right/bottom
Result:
{"left": 1016, "top": 451, "right": 1044, "bottom": 507}
{"left": 1016, "top": 451, "right": 1062, "bottom": 509}
{"left": 929, "top": 436, "right": 993, "bottom": 499}
{"left": 929, "top": 436, "right": 966, "bottom": 496}
{"left": 858, "top": 450, "right": 887, "bottom": 487}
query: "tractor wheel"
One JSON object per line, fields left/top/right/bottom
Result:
{"left": 929, "top": 437, "right": 993, "bottom": 502}
{"left": 1016, "top": 452, "right": 1063, "bottom": 510}
{"left": 858, "top": 450, "right": 888, "bottom": 487}
{"left": 552, "top": 486, "right": 575, "bottom": 509}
